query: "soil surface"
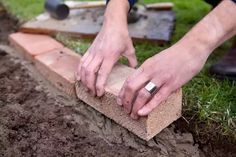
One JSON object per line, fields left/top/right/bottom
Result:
{"left": 0, "top": 5, "right": 235, "bottom": 157}
{"left": 0, "top": 7, "right": 17, "bottom": 44}
{"left": 0, "top": 48, "right": 201, "bottom": 157}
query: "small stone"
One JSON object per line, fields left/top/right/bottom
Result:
{"left": 35, "top": 85, "right": 43, "bottom": 92}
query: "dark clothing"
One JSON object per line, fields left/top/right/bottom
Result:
{"left": 205, "top": 0, "right": 236, "bottom": 7}
{"left": 106, "top": 0, "right": 235, "bottom": 10}
{"left": 106, "top": 0, "right": 137, "bottom": 10}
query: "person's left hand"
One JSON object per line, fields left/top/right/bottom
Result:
{"left": 117, "top": 45, "right": 209, "bottom": 119}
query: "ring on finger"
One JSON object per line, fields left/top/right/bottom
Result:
{"left": 144, "top": 81, "right": 158, "bottom": 95}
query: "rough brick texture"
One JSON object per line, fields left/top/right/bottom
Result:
{"left": 75, "top": 66, "right": 182, "bottom": 141}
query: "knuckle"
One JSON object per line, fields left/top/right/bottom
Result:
{"left": 96, "top": 47, "right": 103, "bottom": 53}
{"left": 86, "top": 68, "right": 95, "bottom": 75}
{"left": 127, "top": 47, "right": 135, "bottom": 55}
{"left": 126, "top": 82, "right": 134, "bottom": 92}
{"left": 81, "top": 64, "right": 87, "bottom": 70}
{"left": 125, "top": 77, "right": 132, "bottom": 84}
{"left": 163, "top": 73, "right": 172, "bottom": 80}
{"left": 80, "top": 58, "right": 85, "bottom": 63}
{"left": 153, "top": 93, "right": 161, "bottom": 100}
{"left": 97, "top": 71, "right": 104, "bottom": 77}
{"left": 85, "top": 69, "right": 91, "bottom": 77}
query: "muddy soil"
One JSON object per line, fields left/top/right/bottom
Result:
{"left": 0, "top": 4, "right": 235, "bottom": 157}
{"left": 0, "top": 48, "right": 204, "bottom": 157}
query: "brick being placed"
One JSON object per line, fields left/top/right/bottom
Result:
{"left": 75, "top": 66, "right": 182, "bottom": 141}
{"left": 9, "top": 32, "right": 182, "bottom": 141}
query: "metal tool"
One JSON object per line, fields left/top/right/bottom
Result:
{"left": 45, "top": 0, "right": 69, "bottom": 20}
{"left": 44, "top": 0, "right": 106, "bottom": 20}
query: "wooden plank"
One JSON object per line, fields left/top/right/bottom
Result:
{"left": 146, "top": 2, "right": 174, "bottom": 11}
{"left": 20, "top": 8, "right": 175, "bottom": 43}
{"left": 65, "top": 1, "right": 106, "bottom": 9}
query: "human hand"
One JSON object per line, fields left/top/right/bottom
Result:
{"left": 118, "top": 44, "right": 209, "bottom": 119}
{"left": 77, "top": 24, "right": 137, "bottom": 97}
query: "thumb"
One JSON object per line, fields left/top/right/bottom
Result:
{"left": 124, "top": 50, "right": 137, "bottom": 68}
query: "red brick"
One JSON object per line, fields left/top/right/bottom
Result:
{"left": 9, "top": 32, "right": 63, "bottom": 60}
{"left": 35, "top": 48, "right": 80, "bottom": 97}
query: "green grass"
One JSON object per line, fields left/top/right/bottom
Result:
{"left": 1, "top": 0, "right": 235, "bottom": 142}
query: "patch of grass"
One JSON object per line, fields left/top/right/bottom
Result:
{"left": 56, "top": 34, "right": 91, "bottom": 55}
{"left": 0, "top": 0, "right": 44, "bottom": 20}
{"left": 1, "top": 0, "right": 235, "bottom": 142}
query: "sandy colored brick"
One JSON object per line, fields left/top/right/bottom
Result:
{"left": 75, "top": 65, "right": 182, "bottom": 141}
{"left": 35, "top": 48, "right": 80, "bottom": 97}
{"left": 9, "top": 32, "right": 63, "bottom": 60}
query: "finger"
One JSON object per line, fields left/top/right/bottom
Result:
{"left": 124, "top": 51, "right": 137, "bottom": 68}
{"left": 81, "top": 53, "right": 94, "bottom": 91}
{"left": 130, "top": 88, "right": 151, "bottom": 119}
{"left": 138, "top": 85, "right": 171, "bottom": 116}
{"left": 119, "top": 68, "right": 149, "bottom": 114}
{"left": 77, "top": 52, "right": 89, "bottom": 81}
{"left": 96, "top": 59, "right": 117, "bottom": 97}
{"left": 85, "top": 55, "right": 103, "bottom": 96}
{"left": 117, "top": 68, "right": 143, "bottom": 106}
{"left": 131, "top": 78, "right": 164, "bottom": 119}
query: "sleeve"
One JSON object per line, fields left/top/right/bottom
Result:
{"left": 205, "top": 0, "right": 236, "bottom": 7}
{"left": 106, "top": 0, "right": 137, "bottom": 10}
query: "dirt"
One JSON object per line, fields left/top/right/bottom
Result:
{"left": 0, "top": 5, "right": 235, "bottom": 157}
{"left": 0, "top": 47, "right": 204, "bottom": 157}
{"left": 0, "top": 7, "right": 17, "bottom": 44}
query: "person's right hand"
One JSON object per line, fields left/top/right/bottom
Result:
{"left": 77, "top": 24, "right": 137, "bottom": 97}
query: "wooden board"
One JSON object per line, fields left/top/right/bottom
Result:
{"left": 20, "top": 8, "right": 175, "bottom": 43}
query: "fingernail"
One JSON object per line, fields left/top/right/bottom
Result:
{"left": 117, "top": 98, "right": 122, "bottom": 106}
{"left": 138, "top": 109, "right": 145, "bottom": 116}
{"left": 97, "top": 89, "right": 103, "bottom": 97}
{"left": 76, "top": 75, "right": 81, "bottom": 81}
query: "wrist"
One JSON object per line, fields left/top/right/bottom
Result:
{"left": 104, "top": 0, "right": 129, "bottom": 26}
{"left": 172, "top": 37, "right": 211, "bottom": 66}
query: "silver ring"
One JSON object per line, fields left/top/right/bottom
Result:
{"left": 145, "top": 82, "right": 157, "bottom": 94}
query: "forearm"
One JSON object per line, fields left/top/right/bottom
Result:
{"left": 175, "top": 0, "right": 236, "bottom": 58}
{"left": 103, "top": 0, "right": 129, "bottom": 30}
